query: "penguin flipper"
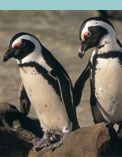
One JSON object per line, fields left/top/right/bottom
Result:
{"left": 55, "top": 71, "right": 79, "bottom": 130}
{"left": 18, "top": 82, "right": 31, "bottom": 115}
{"left": 74, "top": 60, "right": 91, "bottom": 107}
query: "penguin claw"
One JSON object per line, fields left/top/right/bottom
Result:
{"left": 32, "top": 132, "right": 68, "bottom": 151}
{"left": 31, "top": 138, "right": 42, "bottom": 145}
{"left": 49, "top": 135, "right": 65, "bottom": 151}
{"left": 32, "top": 138, "right": 51, "bottom": 151}
{"left": 49, "top": 141, "right": 62, "bottom": 151}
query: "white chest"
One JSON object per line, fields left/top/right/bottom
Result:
{"left": 94, "top": 57, "right": 122, "bottom": 122}
{"left": 19, "top": 66, "right": 71, "bottom": 132}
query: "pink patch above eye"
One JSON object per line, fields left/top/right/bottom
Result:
{"left": 81, "top": 31, "right": 91, "bottom": 41}
{"left": 12, "top": 43, "right": 21, "bottom": 48}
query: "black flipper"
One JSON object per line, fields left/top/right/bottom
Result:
{"left": 55, "top": 71, "right": 80, "bottom": 130}
{"left": 18, "top": 83, "right": 31, "bottom": 115}
{"left": 74, "top": 60, "right": 91, "bottom": 107}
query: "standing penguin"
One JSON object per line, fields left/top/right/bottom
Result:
{"left": 3, "top": 32, "right": 79, "bottom": 150}
{"left": 74, "top": 17, "right": 122, "bottom": 137}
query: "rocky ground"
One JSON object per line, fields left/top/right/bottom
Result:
{"left": 0, "top": 103, "right": 121, "bottom": 157}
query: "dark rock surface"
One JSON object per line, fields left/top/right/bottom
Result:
{"left": 0, "top": 102, "right": 122, "bottom": 157}
{"left": 0, "top": 127, "right": 31, "bottom": 156}
{"left": 0, "top": 102, "right": 43, "bottom": 157}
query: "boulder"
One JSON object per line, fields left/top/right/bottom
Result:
{"left": 0, "top": 127, "right": 32, "bottom": 156}
{"left": 28, "top": 123, "right": 118, "bottom": 157}
{"left": 0, "top": 102, "right": 122, "bottom": 157}
{"left": 0, "top": 102, "right": 43, "bottom": 157}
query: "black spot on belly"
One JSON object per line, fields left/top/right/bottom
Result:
{"left": 112, "top": 101, "right": 116, "bottom": 104}
{"left": 65, "top": 127, "right": 68, "bottom": 131}
{"left": 33, "top": 69, "right": 37, "bottom": 74}
{"left": 45, "top": 105, "right": 48, "bottom": 108}
{"left": 32, "top": 69, "right": 37, "bottom": 75}
{"left": 57, "top": 118, "right": 60, "bottom": 121}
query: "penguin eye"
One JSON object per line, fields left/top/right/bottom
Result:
{"left": 87, "top": 32, "right": 91, "bottom": 37}
{"left": 20, "top": 42, "right": 26, "bottom": 48}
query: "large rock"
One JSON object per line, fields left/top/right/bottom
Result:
{"left": 0, "top": 102, "right": 43, "bottom": 138}
{"left": 0, "top": 127, "right": 32, "bottom": 156}
{"left": 0, "top": 102, "right": 43, "bottom": 157}
{"left": 28, "top": 123, "right": 118, "bottom": 157}
{"left": 0, "top": 102, "right": 122, "bottom": 157}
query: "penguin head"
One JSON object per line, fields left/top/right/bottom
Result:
{"left": 3, "top": 32, "right": 41, "bottom": 62}
{"left": 78, "top": 17, "right": 116, "bottom": 58}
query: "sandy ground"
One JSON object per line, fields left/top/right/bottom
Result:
{"left": 1, "top": 10, "right": 122, "bottom": 127}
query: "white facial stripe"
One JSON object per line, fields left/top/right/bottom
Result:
{"left": 14, "top": 35, "right": 52, "bottom": 71}
{"left": 12, "top": 35, "right": 30, "bottom": 48}
{"left": 14, "top": 34, "right": 52, "bottom": 72}
{"left": 13, "top": 34, "right": 42, "bottom": 63}
{"left": 12, "top": 35, "right": 41, "bottom": 51}
{"left": 81, "top": 20, "right": 115, "bottom": 37}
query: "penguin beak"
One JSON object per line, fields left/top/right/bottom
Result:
{"left": 78, "top": 42, "right": 88, "bottom": 58}
{"left": 3, "top": 48, "right": 15, "bottom": 62}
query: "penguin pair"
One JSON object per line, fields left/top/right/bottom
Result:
{"left": 3, "top": 16, "right": 122, "bottom": 151}
{"left": 74, "top": 17, "right": 122, "bottom": 137}
{"left": 3, "top": 32, "right": 79, "bottom": 150}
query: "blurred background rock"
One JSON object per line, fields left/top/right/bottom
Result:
{"left": 0, "top": 10, "right": 122, "bottom": 127}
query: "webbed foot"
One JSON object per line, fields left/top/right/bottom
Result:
{"left": 32, "top": 138, "right": 51, "bottom": 151}
{"left": 49, "top": 132, "right": 68, "bottom": 151}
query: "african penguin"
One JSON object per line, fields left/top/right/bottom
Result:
{"left": 74, "top": 17, "right": 122, "bottom": 137}
{"left": 3, "top": 32, "right": 79, "bottom": 150}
